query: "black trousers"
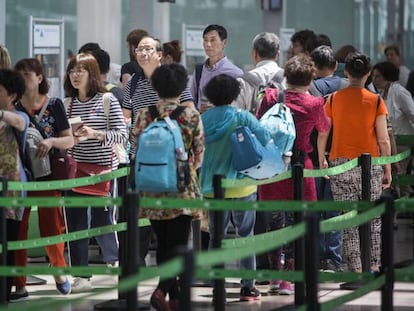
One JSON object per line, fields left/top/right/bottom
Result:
{"left": 150, "top": 215, "right": 192, "bottom": 299}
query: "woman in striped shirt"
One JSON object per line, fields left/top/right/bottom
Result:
{"left": 63, "top": 53, "right": 127, "bottom": 293}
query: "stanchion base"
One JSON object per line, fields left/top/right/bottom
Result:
{"left": 26, "top": 275, "right": 47, "bottom": 285}
{"left": 340, "top": 281, "right": 367, "bottom": 290}
{"left": 94, "top": 299, "right": 150, "bottom": 310}
{"left": 271, "top": 304, "right": 297, "bottom": 310}
{"left": 191, "top": 279, "right": 211, "bottom": 287}
{"left": 394, "top": 259, "right": 414, "bottom": 268}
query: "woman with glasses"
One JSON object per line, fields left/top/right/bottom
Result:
{"left": 63, "top": 53, "right": 127, "bottom": 293}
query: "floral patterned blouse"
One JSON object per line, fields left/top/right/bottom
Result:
{"left": 132, "top": 101, "right": 205, "bottom": 220}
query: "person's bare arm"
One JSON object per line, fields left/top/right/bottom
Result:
{"left": 376, "top": 115, "right": 392, "bottom": 188}
{"left": 1, "top": 110, "right": 26, "bottom": 131}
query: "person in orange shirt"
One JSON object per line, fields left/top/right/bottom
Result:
{"left": 318, "top": 51, "right": 391, "bottom": 273}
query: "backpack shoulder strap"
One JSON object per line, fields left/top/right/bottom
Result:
{"left": 376, "top": 94, "right": 381, "bottom": 110}
{"left": 128, "top": 72, "right": 141, "bottom": 104}
{"left": 271, "top": 68, "right": 284, "bottom": 84}
{"left": 241, "top": 72, "right": 261, "bottom": 89}
{"left": 148, "top": 105, "right": 160, "bottom": 121}
{"left": 195, "top": 64, "right": 203, "bottom": 89}
{"left": 170, "top": 105, "right": 186, "bottom": 120}
{"left": 194, "top": 63, "right": 203, "bottom": 104}
{"left": 329, "top": 92, "right": 336, "bottom": 109}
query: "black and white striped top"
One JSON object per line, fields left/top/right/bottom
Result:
{"left": 68, "top": 93, "right": 127, "bottom": 168}
{"left": 123, "top": 76, "right": 193, "bottom": 155}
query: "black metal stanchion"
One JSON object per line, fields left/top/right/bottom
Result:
{"left": 212, "top": 174, "right": 225, "bottom": 311}
{"left": 293, "top": 163, "right": 305, "bottom": 306}
{"left": 0, "top": 176, "right": 7, "bottom": 304}
{"left": 359, "top": 153, "right": 372, "bottom": 271}
{"left": 381, "top": 195, "right": 394, "bottom": 311}
{"left": 277, "top": 163, "right": 305, "bottom": 311}
{"left": 304, "top": 212, "right": 320, "bottom": 311}
{"left": 95, "top": 164, "right": 148, "bottom": 310}
{"left": 177, "top": 246, "right": 194, "bottom": 311}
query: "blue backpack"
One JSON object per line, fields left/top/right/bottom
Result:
{"left": 135, "top": 105, "right": 189, "bottom": 193}
{"left": 259, "top": 101, "right": 296, "bottom": 157}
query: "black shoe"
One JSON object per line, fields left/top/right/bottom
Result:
{"left": 319, "top": 259, "right": 327, "bottom": 271}
{"left": 9, "top": 291, "right": 29, "bottom": 303}
{"left": 324, "top": 259, "right": 343, "bottom": 272}
{"left": 255, "top": 280, "right": 270, "bottom": 285}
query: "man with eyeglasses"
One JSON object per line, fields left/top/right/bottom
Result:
{"left": 122, "top": 35, "right": 194, "bottom": 267}
{"left": 123, "top": 36, "right": 194, "bottom": 159}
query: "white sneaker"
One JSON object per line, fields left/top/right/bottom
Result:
{"left": 71, "top": 277, "right": 92, "bottom": 293}
{"left": 106, "top": 261, "right": 119, "bottom": 268}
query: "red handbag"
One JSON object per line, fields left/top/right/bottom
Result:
{"left": 72, "top": 162, "right": 112, "bottom": 196}
{"left": 48, "top": 151, "right": 77, "bottom": 180}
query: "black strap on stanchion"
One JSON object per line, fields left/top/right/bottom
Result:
{"left": 304, "top": 212, "right": 320, "bottom": 311}
{"left": 212, "top": 174, "right": 225, "bottom": 311}
{"left": 380, "top": 194, "right": 394, "bottom": 310}
{"left": 177, "top": 246, "right": 194, "bottom": 311}
{"left": 359, "top": 153, "right": 372, "bottom": 272}
{"left": 293, "top": 163, "right": 305, "bottom": 306}
{"left": 0, "top": 176, "right": 7, "bottom": 305}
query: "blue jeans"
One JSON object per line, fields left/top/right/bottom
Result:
{"left": 315, "top": 177, "right": 342, "bottom": 264}
{"left": 209, "top": 192, "right": 257, "bottom": 289}
{"left": 65, "top": 190, "right": 119, "bottom": 275}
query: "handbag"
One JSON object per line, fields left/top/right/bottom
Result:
{"left": 49, "top": 150, "right": 77, "bottom": 180}
{"left": 230, "top": 111, "right": 286, "bottom": 180}
{"left": 72, "top": 162, "right": 112, "bottom": 196}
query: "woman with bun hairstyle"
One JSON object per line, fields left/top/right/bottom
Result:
{"left": 318, "top": 51, "right": 391, "bottom": 273}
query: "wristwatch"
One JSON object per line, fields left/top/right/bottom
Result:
{"left": 95, "top": 130, "right": 103, "bottom": 140}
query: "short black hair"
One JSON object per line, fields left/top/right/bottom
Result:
{"left": 204, "top": 74, "right": 240, "bottom": 106}
{"left": 345, "top": 52, "right": 371, "bottom": 78}
{"left": 0, "top": 69, "right": 26, "bottom": 104}
{"left": 78, "top": 42, "right": 101, "bottom": 54}
{"left": 384, "top": 44, "right": 401, "bottom": 57}
{"left": 291, "top": 29, "right": 316, "bottom": 51}
{"left": 306, "top": 33, "right": 332, "bottom": 53}
{"left": 151, "top": 63, "right": 188, "bottom": 99}
{"left": 372, "top": 61, "right": 399, "bottom": 82}
{"left": 92, "top": 49, "right": 110, "bottom": 74}
{"left": 203, "top": 24, "right": 227, "bottom": 40}
{"left": 310, "top": 45, "right": 337, "bottom": 70}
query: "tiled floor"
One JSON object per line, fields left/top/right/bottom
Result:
{"left": 5, "top": 218, "right": 414, "bottom": 310}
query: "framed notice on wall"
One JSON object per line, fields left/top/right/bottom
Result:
{"left": 182, "top": 24, "right": 206, "bottom": 75}
{"left": 30, "top": 16, "right": 65, "bottom": 99}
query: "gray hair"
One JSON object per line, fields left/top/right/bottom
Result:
{"left": 252, "top": 32, "right": 280, "bottom": 59}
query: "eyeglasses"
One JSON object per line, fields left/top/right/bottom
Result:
{"left": 69, "top": 68, "right": 87, "bottom": 76}
{"left": 135, "top": 47, "right": 155, "bottom": 55}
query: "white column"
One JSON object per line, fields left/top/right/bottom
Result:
{"left": 128, "top": 1, "right": 170, "bottom": 43}
{"left": 76, "top": 0, "right": 122, "bottom": 64}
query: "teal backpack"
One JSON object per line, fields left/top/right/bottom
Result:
{"left": 135, "top": 105, "right": 189, "bottom": 193}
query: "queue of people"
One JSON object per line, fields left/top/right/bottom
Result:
{"left": 0, "top": 22, "right": 413, "bottom": 311}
